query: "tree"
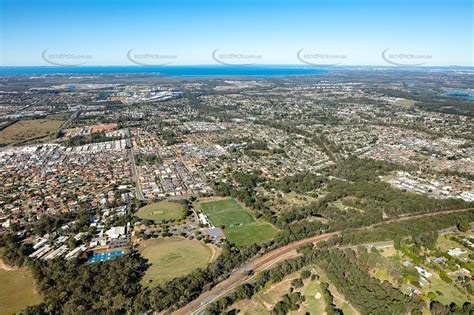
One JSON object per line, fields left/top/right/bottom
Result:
{"left": 427, "top": 292, "right": 437, "bottom": 300}
{"left": 291, "top": 278, "right": 304, "bottom": 288}
{"left": 457, "top": 221, "right": 470, "bottom": 232}
{"left": 300, "top": 270, "right": 311, "bottom": 279}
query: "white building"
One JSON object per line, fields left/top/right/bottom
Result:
{"left": 105, "top": 226, "right": 126, "bottom": 239}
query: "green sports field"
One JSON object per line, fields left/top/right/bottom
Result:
{"left": 224, "top": 222, "right": 278, "bottom": 246}
{"left": 139, "top": 237, "right": 213, "bottom": 287}
{"left": 199, "top": 199, "right": 254, "bottom": 227}
{"left": 0, "top": 263, "right": 43, "bottom": 314}
{"left": 198, "top": 198, "right": 278, "bottom": 246}
{"left": 137, "top": 201, "right": 186, "bottom": 223}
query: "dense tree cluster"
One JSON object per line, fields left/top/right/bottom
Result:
{"left": 272, "top": 292, "right": 304, "bottom": 314}
{"left": 316, "top": 249, "right": 423, "bottom": 314}
{"left": 274, "top": 172, "right": 327, "bottom": 194}
{"left": 273, "top": 220, "right": 327, "bottom": 245}
{"left": 332, "top": 156, "right": 403, "bottom": 182}
{"left": 25, "top": 252, "right": 148, "bottom": 314}
{"left": 430, "top": 300, "right": 474, "bottom": 315}
{"left": 417, "top": 99, "right": 474, "bottom": 118}
{"left": 206, "top": 246, "right": 422, "bottom": 315}
{"left": 244, "top": 140, "right": 268, "bottom": 151}
{"left": 320, "top": 282, "right": 343, "bottom": 315}
{"left": 0, "top": 234, "right": 31, "bottom": 266}
{"left": 333, "top": 211, "right": 474, "bottom": 246}
{"left": 162, "top": 129, "right": 186, "bottom": 145}
{"left": 206, "top": 255, "right": 308, "bottom": 314}
{"left": 327, "top": 179, "right": 471, "bottom": 219}
{"left": 134, "top": 153, "right": 162, "bottom": 165}
{"left": 66, "top": 133, "right": 122, "bottom": 147}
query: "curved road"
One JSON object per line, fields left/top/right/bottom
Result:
{"left": 174, "top": 232, "right": 339, "bottom": 315}
{"left": 173, "top": 207, "right": 473, "bottom": 315}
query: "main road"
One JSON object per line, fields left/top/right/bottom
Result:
{"left": 173, "top": 207, "right": 473, "bottom": 315}
{"left": 127, "top": 129, "right": 146, "bottom": 202}
{"left": 174, "top": 231, "right": 339, "bottom": 315}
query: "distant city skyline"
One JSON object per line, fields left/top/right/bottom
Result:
{"left": 1, "top": 0, "right": 473, "bottom": 67}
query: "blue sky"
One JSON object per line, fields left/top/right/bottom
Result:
{"left": 0, "top": 0, "right": 472, "bottom": 66}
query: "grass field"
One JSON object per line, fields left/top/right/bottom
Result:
{"left": 0, "top": 119, "right": 63, "bottom": 145}
{"left": 232, "top": 272, "right": 300, "bottom": 314}
{"left": 200, "top": 198, "right": 254, "bottom": 227}
{"left": 282, "top": 192, "right": 318, "bottom": 206}
{"left": 426, "top": 273, "right": 471, "bottom": 306}
{"left": 436, "top": 235, "right": 470, "bottom": 253}
{"left": 224, "top": 222, "right": 278, "bottom": 246}
{"left": 395, "top": 99, "right": 417, "bottom": 107}
{"left": 302, "top": 280, "right": 326, "bottom": 314}
{"left": 315, "top": 266, "right": 359, "bottom": 315}
{"left": 379, "top": 245, "right": 398, "bottom": 258}
{"left": 231, "top": 271, "right": 332, "bottom": 314}
{"left": 198, "top": 198, "right": 278, "bottom": 246}
{"left": 0, "top": 260, "right": 43, "bottom": 314}
{"left": 137, "top": 201, "right": 186, "bottom": 222}
{"left": 270, "top": 192, "right": 319, "bottom": 214}
{"left": 139, "top": 237, "right": 214, "bottom": 286}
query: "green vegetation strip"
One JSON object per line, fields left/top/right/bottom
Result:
{"left": 337, "top": 211, "right": 474, "bottom": 245}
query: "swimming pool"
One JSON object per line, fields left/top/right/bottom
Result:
{"left": 88, "top": 250, "right": 125, "bottom": 264}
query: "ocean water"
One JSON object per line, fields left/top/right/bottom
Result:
{"left": 445, "top": 91, "right": 474, "bottom": 101}
{"left": 0, "top": 65, "right": 327, "bottom": 77}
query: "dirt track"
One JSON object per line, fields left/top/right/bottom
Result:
{"left": 172, "top": 207, "right": 473, "bottom": 315}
